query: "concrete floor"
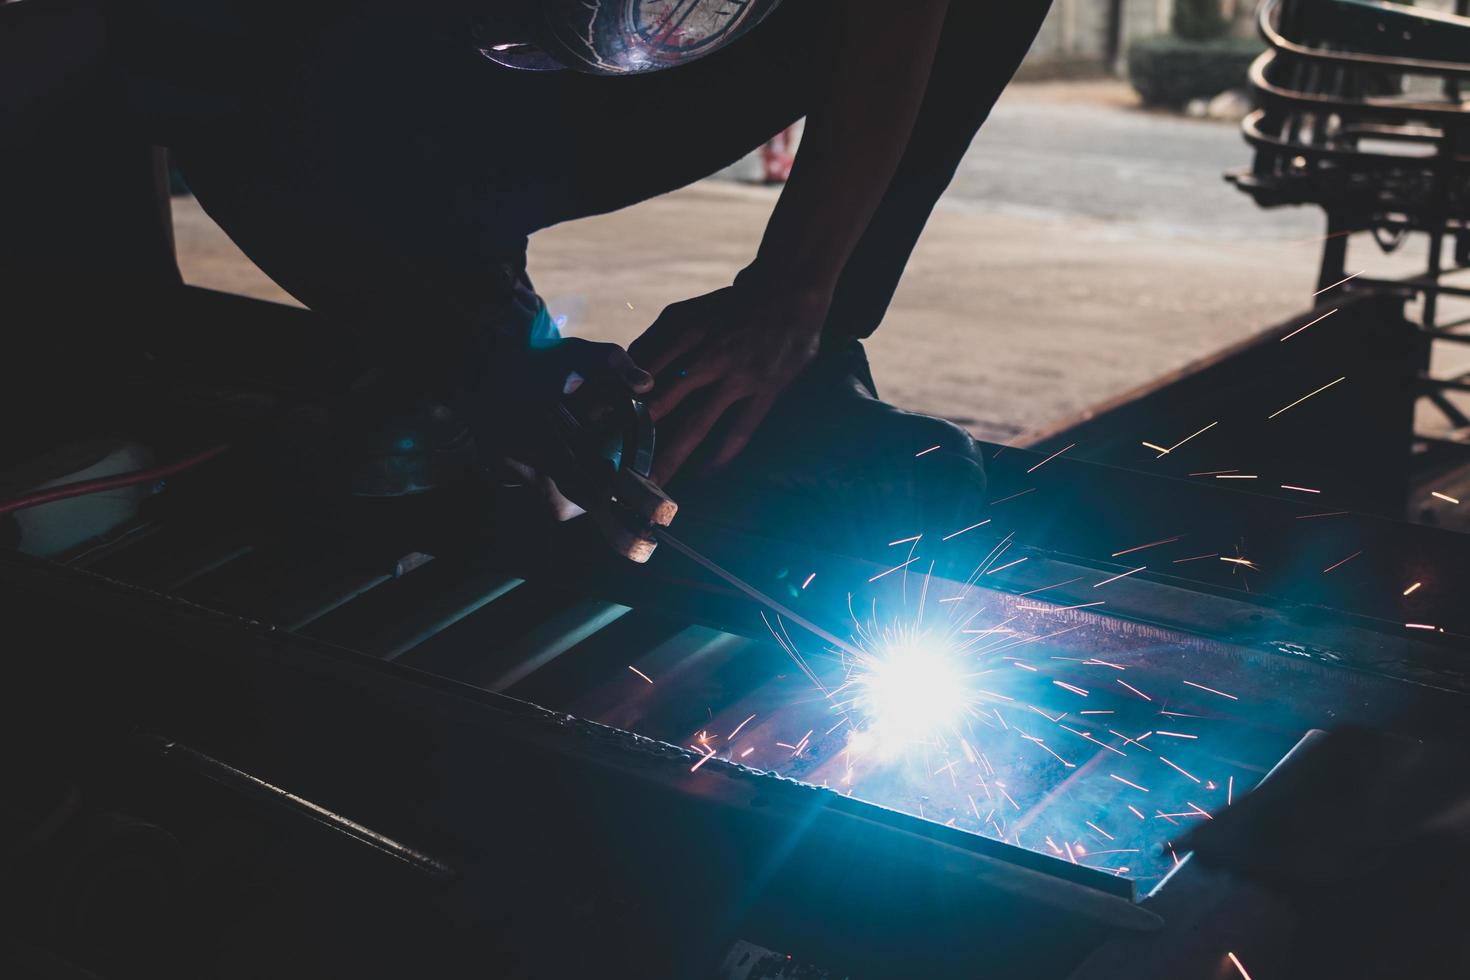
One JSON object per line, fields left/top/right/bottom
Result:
{"left": 173, "top": 81, "right": 1438, "bottom": 444}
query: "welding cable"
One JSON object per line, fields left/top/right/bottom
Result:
{"left": 0, "top": 444, "right": 230, "bottom": 516}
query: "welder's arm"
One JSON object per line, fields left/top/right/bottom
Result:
{"left": 631, "top": 0, "right": 952, "bottom": 484}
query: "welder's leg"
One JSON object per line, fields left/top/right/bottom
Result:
{"left": 822, "top": 0, "right": 1053, "bottom": 339}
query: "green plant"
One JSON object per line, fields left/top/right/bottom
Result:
{"left": 1172, "top": 0, "right": 1230, "bottom": 41}
{"left": 1127, "top": 35, "right": 1262, "bottom": 108}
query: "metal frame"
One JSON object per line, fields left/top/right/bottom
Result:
{"left": 1231, "top": 0, "right": 1470, "bottom": 467}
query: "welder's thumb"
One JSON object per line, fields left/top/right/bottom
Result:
{"left": 560, "top": 340, "right": 654, "bottom": 397}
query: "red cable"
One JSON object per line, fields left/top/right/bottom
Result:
{"left": 0, "top": 444, "right": 230, "bottom": 517}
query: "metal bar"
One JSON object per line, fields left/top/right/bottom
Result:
{"left": 477, "top": 599, "right": 632, "bottom": 692}
{"left": 654, "top": 527, "right": 861, "bottom": 660}
{"left": 144, "top": 734, "right": 456, "bottom": 880}
{"left": 380, "top": 575, "right": 524, "bottom": 661}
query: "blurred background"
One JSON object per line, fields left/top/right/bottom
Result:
{"left": 171, "top": 0, "right": 1453, "bottom": 446}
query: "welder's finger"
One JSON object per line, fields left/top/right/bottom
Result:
{"left": 706, "top": 394, "right": 776, "bottom": 472}
{"left": 651, "top": 391, "right": 740, "bottom": 485}
{"left": 629, "top": 317, "right": 707, "bottom": 375}
{"left": 567, "top": 341, "right": 652, "bottom": 394}
{"left": 603, "top": 344, "right": 654, "bottom": 394}
{"left": 645, "top": 362, "right": 722, "bottom": 421}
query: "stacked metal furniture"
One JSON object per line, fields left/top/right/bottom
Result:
{"left": 1233, "top": 0, "right": 1470, "bottom": 480}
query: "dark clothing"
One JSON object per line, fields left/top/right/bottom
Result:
{"left": 117, "top": 0, "right": 1049, "bottom": 452}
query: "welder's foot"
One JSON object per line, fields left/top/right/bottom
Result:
{"left": 675, "top": 339, "right": 987, "bottom": 552}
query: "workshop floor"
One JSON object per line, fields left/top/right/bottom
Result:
{"left": 171, "top": 80, "right": 1447, "bottom": 445}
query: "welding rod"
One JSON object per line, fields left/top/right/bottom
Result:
{"left": 653, "top": 526, "right": 862, "bottom": 659}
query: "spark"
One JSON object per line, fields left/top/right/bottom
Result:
{"left": 1322, "top": 550, "right": 1362, "bottom": 574}
{"left": 986, "top": 556, "right": 1029, "bottom": 575}
{"left": 869, "top": 556, "right": 920, "bottom": 582}
{"left": 740, "top": 747, "right": 754, "bottom": 758}
{"left": 1094, "top": 566, "right": 1146, "bottom": 588}
{"left": 1284, "top": 227, "right": 1358, "bottom": 246}
{"left": 1154, "top": 731, "right": 1197, "bottom": 739}
{"left": 1086, "top": 821, "right": 1115, "bottom": 841}
{"left": 1063, "top": 726, "right": 1127, "bottom": 756}
{"left": 914, "top": 444, "right": 941, "bottom": 457}
{"left": 1216, "top": 474, "right": 1258, "bottom": 479}
{"left": 1312, "top": 270, "right": 1364, "bottom": 295}
{"left": 1064, "top": 841, "right": 1078, "bottom": 864}
{"left": 1403, "top": 582, "right": 1422, "bottom": 596}
{"left": 1406, "top": 622, "right": 1437, "bottom": 630}
{"left": 1183, "top": 680, "right": 1239, "bottom": 700}
{"left": 1267, "top": 376, "right": 1346, "bottom": 419}
{"left": 824, "top": 717, "right": 849, "bottom": 736}
{"left": 1017, "top": 577, "right": 1084, "bottom": 597}
{"left": 1227, "top": 951, "right": 1254, "bottom": 980}
{"left": 1172, "top": 552, "right": 1219, "bottom": 563}
{"left": 628, "top": 666, "right": 654, "bottom": 684}
{"left": 1020, "top": 734, "right": 1076, "bottom": 768}
{"left": 1159, "top": 757, "right": 1201, "bottom": 783}
{"left": 1012, "top": 661, "right": 1038, "bottom": 672}
{"left": 1110, "top": 730, "right": 1151, "bottom": 751}
{"left": 728, "top": 714, "right": 756, "bottom": 738}
{"left": 888, "top": 534, "right": 921, "bottom": 547}
{"left": 1111, "top": 536, "right": 1181, "bottom": 557}
{"left": 1110, "top": 774, "right": 1149, "bottom": 792}
{"left": 1162, "top": 421, "right": 1218, "bottom": 456}
{"left": 942, "top": 519, "right": 991, "bottom": 541}
{"left": 800, "top": 572, "right": 816, "bottom": 589}
{"left": 1296, "top": 510, "right": 1349, "bottom": 519}
{"left": 1080, "top": 709, "right": 1114, "bottom": 715}
{"left": 1117, "top": 680, "right": 1152, "bottom": 701}
{"left": 1127, "top": 805, "right": 1146, "bottom": 820}
{"left": 988, "top": 487, "right": 1037, "bottom": 506}
{"left": 626, "top": 301, "right": 635, "bottom": 310}
{"left": 690, "top": 747, "right": 716, "bottom": 772}
{"left": 1187, "top": 802, "right": 1213, "bottom": 819}
{"left": 1279, "top": 307, "right": 1337, "bottom": 341}
{"left": 1281, "top": 484, "right": 1320, "bottom": 493}
{"left": 1083, "top": 658, "right": 1125, "bottom": 670}
{"left": 1026, "top": 443, "right": 1075, "bottom": 473}
{"left": 1053, "top": 680, "right": 1090, "bottom": 697}
{"left": 1432, "top": 491, "right": 1461, "bottom": 504}
{"left": 1141, "top": 441, "right": 1171, "bottom": 454}
{"left": 997, "top": 784, "right": 1021, "bottom": 810}
{"left": 1189, "top": 468, "right": 1238, "bottom": 476}
{"left": 1228, "top": 775, "right": 1234, "bottom": 805}
{"left": 1219, "top": 557, "right": 1258, "bottom": 570}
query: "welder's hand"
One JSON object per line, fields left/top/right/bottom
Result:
{"left": 496, "top": 337, "right": 653, "bottom": 517}
{"left": 630, "top": 285, "right": 827, "bottom": 484}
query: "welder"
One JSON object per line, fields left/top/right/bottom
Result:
{"left": 113, "top": 1, "right": 1050, "bottom": 543}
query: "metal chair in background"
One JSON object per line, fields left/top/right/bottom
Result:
{"left": 1231, "top": 0, "right": 1470, "bottom": 481}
